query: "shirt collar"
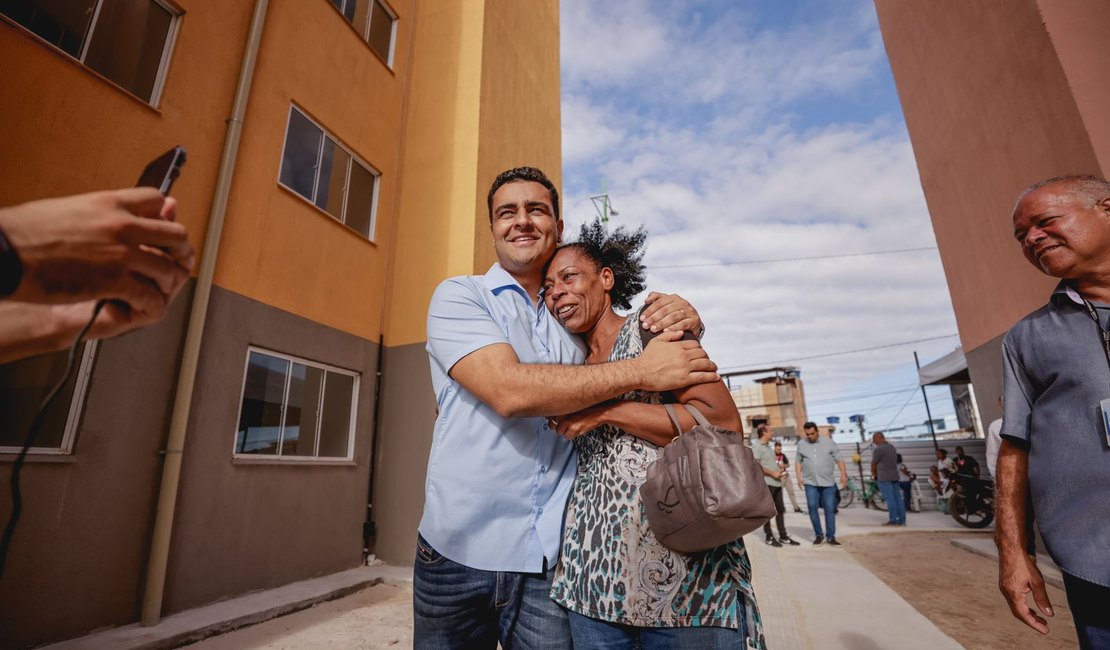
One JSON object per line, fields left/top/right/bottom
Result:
{"left": 483, "top": 263, "right": 536, "bottom": 303}
{"left": 1050, "top": 280, "right": 1086, "bottom": 308}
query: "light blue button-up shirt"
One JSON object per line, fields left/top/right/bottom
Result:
{"left": 420, "top": 263, "right": 586, "bottom": 572}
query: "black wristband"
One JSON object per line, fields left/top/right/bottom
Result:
{"left": 0, "top": 226, "right": 23, "bottom": 298}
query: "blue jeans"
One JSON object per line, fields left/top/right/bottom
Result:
{"left": 412, "top": 534, "right": 570, "bottom": 649}
{"left": 804, "top": 484, "right": 838, "bottom": 539}
{"left": 877, "top": 480, "right": 905, "bottom": 524}
{"left": 899, "top": 480, "right": 913, "bottom": 512}
{"left": 1063, "top": 572, "right": 1110, "bottom": 650}
{"left": 568, "top": 611, "right": 748, "bottom": 649}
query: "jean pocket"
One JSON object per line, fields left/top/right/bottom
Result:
{"left": 415, "top": 534, "right": 447, "bottom": 567}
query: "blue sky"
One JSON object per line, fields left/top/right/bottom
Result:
{"left": 559, "top": 0, "right": 964, "bottom": 438}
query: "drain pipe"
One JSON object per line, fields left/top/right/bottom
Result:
{"left": 140, "top": 0, "right": 270, "bottom": 626}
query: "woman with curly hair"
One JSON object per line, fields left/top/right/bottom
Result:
{"left": 542, "top": 220, "right": 765, "bottom": 649}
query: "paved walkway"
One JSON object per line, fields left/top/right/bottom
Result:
{"left": 52, "top": 506, "right": 988, "bottom": 649}
{"left": 749, "top": 506, "right": 971, "bottom": 649}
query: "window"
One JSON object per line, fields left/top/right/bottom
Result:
{"left": 327, "top": 0, "right": 395, "bottom": 65}
{"left": 0, "top": 343, "right": 96, "bottom": 454}
{"left": 234, "top": 349, "right": 358, "bottom": 460}
{"left": 1, "top": 0, "right": 180, "bottom": 104}
{"left": 278, "top": 106, "right": 379, "bottom": 240}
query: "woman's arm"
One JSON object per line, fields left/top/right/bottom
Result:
{"left": 552, "top": 377, "right": 741, "bottom": 447}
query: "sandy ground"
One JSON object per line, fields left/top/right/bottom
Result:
{"left": 846, "top": 532, "right": 1076, "bottom": 650}
{"left": 184, "top": 582, "right": 413, "bottom": 650}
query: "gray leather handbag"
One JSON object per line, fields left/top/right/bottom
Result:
{"left": 640, "top": 403, "right": 777, "bottom": 553}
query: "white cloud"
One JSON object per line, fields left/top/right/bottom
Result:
{"left": 560, "top": 0, "right": 962, "bottom": 429}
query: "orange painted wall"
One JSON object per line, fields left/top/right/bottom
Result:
{"left": 214, "top": 0, "right": 410, "bottom": 343}
{"left": 0, "top": 3, "right": 249, "bottom": 263}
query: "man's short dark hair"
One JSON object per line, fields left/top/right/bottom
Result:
{"left": 774, "top": 441, "right": 782, "bottom": 447}
{"left": 955, "top": 446, "right": 965, "bottom": 454}
{"left": 938, "top": 448, "right": 948, "bottom": 457}
{"left": 487, "top": 167, "right": 560, "bottom": 223}
{"left": 803, "top": 422, "right": 818, "bottom": 431}
{"left": 755, "top": 423, "right": 768, "bottom": 434}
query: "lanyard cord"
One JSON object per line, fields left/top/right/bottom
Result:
{"left": 1081, "top": 299, "right": 1110, "bottom": 379}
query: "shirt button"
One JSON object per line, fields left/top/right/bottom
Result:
{"left": 540, "top": 465, "right": 547, "bottom": 473}
{"left": 538, "top": 507, "right": 544, "bottom": 514}
{"left": 542, "top": 422, "right": 549, "bottom": 430}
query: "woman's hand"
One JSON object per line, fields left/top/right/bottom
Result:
{"left": 549, "top": 404, "right": 610, "bottom": 441}
{"left": 640, "top": 292, "right": 703, "bottom": 336}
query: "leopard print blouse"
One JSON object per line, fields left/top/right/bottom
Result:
{"left": 550, "top": 310, "right": 765, "bottom": 647}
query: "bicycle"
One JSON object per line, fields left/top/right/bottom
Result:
{"left": 838, "top": 477, "right": 888, "bottom": 511}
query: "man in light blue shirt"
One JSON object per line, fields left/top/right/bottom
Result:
{"left": 415, "top": 167, "right": 715, "bottom": 649}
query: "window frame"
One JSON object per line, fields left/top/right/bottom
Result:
{"left": 0, "top": 0, "right": 182, "bottom": 106}
{"left": 0, "top": 341, "right": 98, "bottom": 456}
{"left": 231, "top": 346, "right": 359, "bottom": 463}
{"left": 276, "top": 104, "right": 381, "bottom": 241}
{"left": 326, "top": 0, "right": 396, "bottom": 68}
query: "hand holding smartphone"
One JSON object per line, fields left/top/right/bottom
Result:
{"left": 137, "top": 146, "right": 186, "bottom": 195}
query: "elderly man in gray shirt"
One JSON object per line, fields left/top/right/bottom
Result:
{"left": 870, "top": 432, "right": 905, "bottom": 526}
{"left": 999, "top": 175, "right": 1110, "bottom": 648}
{"left": 795, "top": 422, "right": 848, "bottom": 546}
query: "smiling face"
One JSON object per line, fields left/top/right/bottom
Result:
{"left": 1012, "top": 183, "right": 1110, "bottom": 280}
{"left": 543, "top": 247, "right": 614, "bottom": 334}
{"left": 490, "top": 180, "right": 563, "bottom": 284}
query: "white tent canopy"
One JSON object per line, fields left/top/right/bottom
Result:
{"left": 918, "top": 347, "right": 970, "bottom": 386}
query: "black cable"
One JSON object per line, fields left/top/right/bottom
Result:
{"left": 0, "top": 299, "right": 106, "bottom": 579}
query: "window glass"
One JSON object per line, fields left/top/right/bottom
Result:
{"left": 350, "top": 0, "right": 370, "bottom": 37}
{"left": 1, "top": 0, "right": 97, "bottom": 57}
{"left": 83, "top": 0, "right": 174, "bottom": 101}
{"left": 279, "top": 109, "right": 323, "bottom": 201}
{"left": 315, "top": 137, "right": 350, "bottom": 220}
{"left": 345, "top": 162, "right": 375, "bottom": 238}
{"left": 367, "top": 0, "right": 393, "bottom": 62}
{"left": 282, "top": 363, "right": 323, "bottom": 456}
{"left": 236, "top": 352, "right": 289, "bottom": 455}
{"left": 0, "top": 345, "right": 87, "bottom": 449}
{"left": 318, "top": 373, "right": 354, "bottom": 457}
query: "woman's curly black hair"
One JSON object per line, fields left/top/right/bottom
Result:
{"left": 555, "top": 219, "right": 647, "bottom": 310}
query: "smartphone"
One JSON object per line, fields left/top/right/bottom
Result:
{"left": 136, "top": 146, "right": 186, "bottom": 195}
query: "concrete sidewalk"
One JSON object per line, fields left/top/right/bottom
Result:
{"left": 50, "top": 506, "right": 981, "bottom": 649}
{"left": 750, "top": 506, "right": 977, "bottom": 649}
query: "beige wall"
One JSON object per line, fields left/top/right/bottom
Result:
{"left": 874, "top": 0, "right": 1108, "bottom": 354}
{"left": 372, "top": 0, "right": 563, "bottom": 564}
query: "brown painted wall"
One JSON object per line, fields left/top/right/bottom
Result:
{"left": 874, "top": 0, "right": 1103, "bottom": 354}
{"left": 0, "top": 288, "right": 193, "bottom": 648}
{"left": 163, "top": 286, "right": 377, "bottom": 614}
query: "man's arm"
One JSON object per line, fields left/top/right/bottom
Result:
{"left": 996, "top": 440, "right": 1052, "bottom": 634}
{"left": 551, "top": 373, "right": 740, "bottom": 447}
{"left": 450, "top": 330, "right": 717, "bottom": 418}
{"left": 838, "top": 459, "right": 848, "bottom": 487}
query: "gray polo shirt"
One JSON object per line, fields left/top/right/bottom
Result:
{"left": 796, "top": 436, "right": 841, "bottom": 487}
{"left": 752, "top": 439, "right": 781, "bottom": 487}
{"left": 1003, "top": 281, "right": 1110, "bottom": 587}
{"left": 872, "top": 442, "right": 899, "bottom": 482}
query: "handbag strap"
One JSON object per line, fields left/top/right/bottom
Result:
{"left": 662, "top": 403, "right": 712, "bottom": 435}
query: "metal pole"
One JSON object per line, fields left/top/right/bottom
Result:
{"left": 915, "top": 351, "right": 940, "bottom": 450}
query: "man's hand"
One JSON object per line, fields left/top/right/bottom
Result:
{"left": 998, "top": 549, "right": 1053, "bottom": 634}
{"left": 0, "top": 189, "right": 194, "bottom": 306}
{"left": 636, "top": 330, "right": 717, "bottom": 391}
{"left": 640, "top": 292, "right": 703, "bottom": 335}
{"left": 549, "top": 404, "right": 609, "bottom": 441}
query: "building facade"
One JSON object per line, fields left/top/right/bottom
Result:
{"left": 0, "top": 0, "right": 561, "bottom": 645}
{"left": 873, "top": 0, "right": 1110, "bottom": 426}
{"left": 727, "top": 367, "right": 809, "bottom": 438}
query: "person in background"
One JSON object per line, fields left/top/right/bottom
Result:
{"left": 897, "top": 453, "right": 916, "bottom": 514}
{"left": 754, "top": 426, "right": 799, "bottom": 547}
{"left": 953, "top": 446, "right": 980, "bottom": 479}
{"left": 987, "top": 397, "right": 1003, "bottom": 478}
{"left": 775, "top": 441, "right": 804, "bottom": 513}
{"left": 935, "top": 448, "right": 956, "bottom": 479}
{"left": 871, "top": 433, "right": 905, "bottom": 526}
{"left": 796, "top": 422, "right": 848, "bottom": 546}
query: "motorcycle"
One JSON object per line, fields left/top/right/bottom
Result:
{"left": 948, "top": 474, "right": 995, "bottom": 528}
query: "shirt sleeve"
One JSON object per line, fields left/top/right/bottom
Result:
{"left": 1001, "top": 332, "right": 1035, "bottom": 444}
{"left": 426, "top": 278, "right": 509, "bottom": 375}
